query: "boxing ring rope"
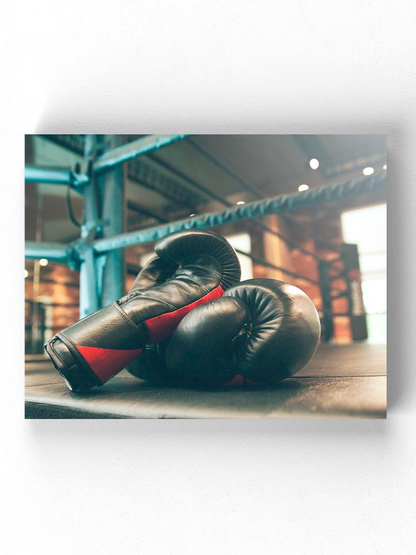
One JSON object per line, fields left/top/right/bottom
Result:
{"left": 234, "top": 249, "right": 322, "bottom": 286}
{"left": 146, "top": 150, "right": 325, "bottom": 260}
{"left": 180, "top": 139, "right": 339, "bottom": 252}
{"left": 92, "top": 172, "right": 386, "bottom": 253}
{"left": 24, "top": 134, "right": 386, "bottom": 340}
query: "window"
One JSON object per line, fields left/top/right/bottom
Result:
{"left": 341, "top": 204, "right": 386, "bottom": 343}
{"left": 226, "top": 233, "right": 253, "bottom": 281}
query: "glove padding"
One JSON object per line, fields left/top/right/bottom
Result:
{"left": 130, "top": 279, "right": 321, "bottom": 388}
{"left": 44, "top": 230, "right": 241, "bottom": 391}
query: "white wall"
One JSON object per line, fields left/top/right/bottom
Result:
{"left": 2, "top": 1, "right": 416, "bottom": 553}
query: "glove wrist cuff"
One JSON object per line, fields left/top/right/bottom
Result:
{"left": 45, "top": 303, "right": 145, "bottom": 391}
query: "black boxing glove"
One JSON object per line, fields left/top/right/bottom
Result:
{"left": 162, "top": 278, "right": 320, "bottom": 387}
{"left": 44, "top": 230, "right": 241, "bottom": 391}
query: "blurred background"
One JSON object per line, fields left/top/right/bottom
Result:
{"left": 25, "top": 134, "right": 387, "bottom": 354}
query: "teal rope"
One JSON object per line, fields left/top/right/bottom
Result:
{"left": 93, "top": 172, "right": 386, "bottom": 254}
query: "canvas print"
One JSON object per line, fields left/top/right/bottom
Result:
{"left": 25, "top": 134, "right": 387, "bottom": 418}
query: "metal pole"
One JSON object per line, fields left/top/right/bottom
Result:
{"left": 93, "top": 134, "right": 188, "bottom": 174}
{"left": 31, "top": 186, "right": 43, "bottom": 353}
{"left": 25, "top": 166, "right": 89, "bottom": 187}
{"left": 187, "top": 138, "right": 266, "bottom": 198}
{"left": 25, "top": 242, "right": 70, "bottom": 263}
{"left": 79, "top": 135, "right": 101, "bottom": 317}
{"left": 98, "top": 135, "right": 126, "bottom": 306}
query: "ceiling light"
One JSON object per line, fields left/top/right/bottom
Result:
{"left": 24, "top": 269, "right": 29, "bottom": 278}
{"left": 309, "top": 158, "right": 319, "bottom": 170}
{"left": 236, "top": 201, "right": 245, "bottom": 205}
{"left": 298, "top": 184, "right": 309, "bottom": 192}
{"left": 189, "top": 214, "right": 195, "bottom": 217}
{"left": 39, "top": 258, "right": 49, "bottom": 266}
{"left": 363, "top": 167, "right": 374, "bottom": 176}
{"left": 383, "top": 164, "right": 387, "bottom": 170}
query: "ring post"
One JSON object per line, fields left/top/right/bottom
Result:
{"left": 98, "top": 135, "right": 126, "bottom": 307}
{"left": 318, "top": 260, "right": 334, "bottom": 342}
{"left": 79, "top": 135, "right": 101, "bottom": 318}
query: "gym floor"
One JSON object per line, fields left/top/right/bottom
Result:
{"left": 25, "top": 342, "right": 386, "bottom": 419}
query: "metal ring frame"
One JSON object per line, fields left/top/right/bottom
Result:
{"left": 25, "top": 134, "right": 387, "bottom": 337}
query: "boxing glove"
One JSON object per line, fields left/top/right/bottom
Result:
{"left": 44, "top": 230, "right": 241, "bottom": 392}
{"left": 130, "top": 279, "right": 320, "bottom": 387}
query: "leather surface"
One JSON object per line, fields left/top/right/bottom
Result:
{"left": 120, "top": 255, "right": 224, "bottom": 327}
{"left": 162, "top": 279, "right": 321, "bottom": 386}
{"left": 143, "top": 284, "right": 224, "bottom": 343}
{"left": 165, "top": 297, "right": 249, "bottom": 386}
{"left": 129, "top": 256, "right": 178, "bottom": 291}
{"left": 227, "top": 279, "right": 321, "bottom": 383}
{"left": 45, "top": 230, "right": 241, "bottom": 389}
{"left": 155, "top": 229, "right": 241, "bottom": 290}
{"left": 60, "top": 302, "right": 144, "bottom": 350}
